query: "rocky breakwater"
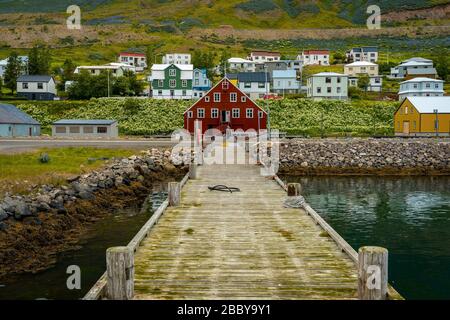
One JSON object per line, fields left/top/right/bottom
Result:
{"left": 0, "top": 149, "right": 187, "bottom": 277}
{"left": 279, "top": 138, "right": 450, "bottom": 175}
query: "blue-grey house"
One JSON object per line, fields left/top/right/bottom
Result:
{"left": 192, "top": 68, "right": 212, "bottom": 99}
{"left": 272, "top": 70, "right": 301, "bottom": 94}
{"left": 0, "top": 104, "right": 41, "bottom": 137}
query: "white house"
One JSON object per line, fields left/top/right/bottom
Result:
{"left": 272, "top": 70, "right": 301, "bottom": 94}
{"left": 162, "top": 53, "right": 191, "bottom": 65}
{"left": 307, "top": 72, "right": 348, "bottom": 100}
{"left": 299, "top": 50, "right": 330, "bottom": 66}
{"left": 346, "top": 47, "right": 378, "bottom": 63}
{"left": 17, "top": 75, "right": 57, "bottom": 101}
{"left": 118, "top": 52, "right": 147, "bottom": 72}
{"left": 74, "top": 65, "right": 126, "bottom": 77}
{"left": 228, "top": 58, "right": 256, "bottom": 72}
{"left": 237, "top": 72, "right": 271, "bottom": 100}
{"left": 247, "top": 51, "right": 281, "bottom": 63}
{"left": 389, "top": 57, "right": 437, "bottom": 80}
{"left": 398, "top": 77, "right": 445, "bottom": 101}
{"left": 192, "top": 68, "right": 212, "bottom": 99}
{"left": 344, "top": 61, "right": 382, "bottom": 92}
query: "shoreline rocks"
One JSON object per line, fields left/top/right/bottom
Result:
{"left": 278, "top": 138, "right": 450, "bottom": 175}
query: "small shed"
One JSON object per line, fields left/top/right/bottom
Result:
{"left": 52, "top": 120, "right": 118, "bottom": 138}
{"left": 0, "top": 103, "right": 41, "bottom": 137}
{"left": 394, "top": 96, "right": 450, "bottom": 137}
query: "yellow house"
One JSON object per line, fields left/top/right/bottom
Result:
{"left": 394, "top": 96, "right": 450, "bottom": 137}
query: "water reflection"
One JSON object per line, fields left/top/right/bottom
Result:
{"left": 283, "top": 175, "right": 450, "bottom": 300}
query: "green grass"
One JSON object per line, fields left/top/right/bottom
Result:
{"left": 0, "top": 147, "right": 136, "bottom": 197}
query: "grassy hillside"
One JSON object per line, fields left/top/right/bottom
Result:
{"left": 12, "top": 98, "right": 398, "bottom": 136}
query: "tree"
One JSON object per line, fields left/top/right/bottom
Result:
{"left": 332, "top": 52, "right": 345, "bottom": 64}
{"left": 4, "top": 52, "right": 23, "bottom": 94}
{"left": 435, "top": 48, "right": 450, "bottom": 81}
{"left": 357, "top": 74, "right": 370, "bottom": 91}
{"left": 28, "top": 44, "right": 52, "bottom": 75}
{"left": 57, "top": 59, "right": 77, "bottom": 91}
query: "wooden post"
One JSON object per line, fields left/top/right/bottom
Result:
{"left": 358, "top": 246, "right": 388, "bottom": 300}
{"left": 168, "top": 182, "right": 181, "bottom": 207}
{"left": 189, "top": 163, "right": 198, "bottom": 180}
{"left": 106, "top": 246, "right": 134, "bottom": 300}
{"left": 287, "top": 183, "right": 302, "bottom": 197}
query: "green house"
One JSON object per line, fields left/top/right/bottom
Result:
{"left": 150, "top": 64, "right": 193, "bottom": 99}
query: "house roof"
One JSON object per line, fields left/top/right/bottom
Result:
{"left": 406, "top": 68, "right": 437, "bottom": 75}
{"left": 53, "top": 119, "right": 117, "bottom": 125}
{"left": 228, "top": 57, "right": 254, "bottom": 64}
{"left": 352, "top": 46, "right": 378, "bottom": 52}
{"left": 75, "top": 65, "right": 124, "bottom": 71}
{"left": 404, "top": 97, "right": 450, "bottom": 114}
{"left": 151, "top": 64, "right": 193, "bottom": 71}
{"left": 402, "top": 57, "right": 432, "bottom": 64}
{"left": 399, "top": 60, "right": 433, "bottom": 67}
{"left": 273, "top": 70, "right": 297, "bottom": 79}
{"left": 225, "top": 73, "right": 238, "bottom": 80}
{"left": 0, "top": 104, "right": 40, "bottom": 125}
{"left": 17, "top": 75, "right": 53, "bottom": 82}
{"left": 345, "top": 61, "right": 378, "bottom": 67}
{"left": 237, "top": 72, "right": 271, "bottom": 83}
{"left": 312, "top": 72, "right": 347, "bottom": 77}
{"left": 119, "top": 52, "right": 145, "bottom": 57}
{"left": 400, "top": 77, "right": 443, "bottom": 84}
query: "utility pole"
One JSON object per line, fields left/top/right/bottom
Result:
{"left": 265, "top": 65, "right": 270, "bottom": 140}
{"left": 107, "top": 68, "right": 110, "bottom": 98}
{"left": 434, "top": 109, "right": 439, "bottom": 137}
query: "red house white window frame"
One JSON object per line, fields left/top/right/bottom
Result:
{"left": 230, "top": 92, "right": 237, "bottom": 102}
{"left": 197, "top": 108, "right": 205, "bottom": 118}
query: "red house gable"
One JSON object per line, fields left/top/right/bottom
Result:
{"left": 184, "top": 78, "right": 267, "bottom": 134}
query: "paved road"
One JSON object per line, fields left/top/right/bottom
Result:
{"left": 0, "top": 139, "right": 177, "bottom": 154}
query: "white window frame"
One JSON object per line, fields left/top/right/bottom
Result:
{"left": 187, "top": 111, "right": 193, "bottom": 118}
{"left": 197, "top": 108, "right": 205, "bottom": 119}
{"left": 211, "top": 108, "right": 219, "bottom": 118}
{"left": 214, "top": 93, "right": 221, "bottom": 102}
{"left": 258, "top": 111, "right": 264, "bottom": 118}
{"left": 241, "top": 96, "right": 247, "bottom": 102}
{"left": 230, "top": 92, "right": 237, "bottom": 102}
{"left": 232, "top": 108, "right": 240, "bottom": 118}
{"left": 158, "top": 79, "right": 164, "bottom": 87}
{"left": 169, "top": 69, "right": 176, "bottom": 77}
{"left": 182, "top": 80, "right": 187, "bottom": 87}
{"left": 246, "top": 108, "right": 254, "bottom": 119}
{"left": 205, "top": 96, "right": 210, "bottom": 102}
{"left": 169, "top": 79, "right": 176, "bottom": 88}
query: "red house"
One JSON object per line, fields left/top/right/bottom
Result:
{"left": 184, "top": 78, "right": 267, "bottom": 134}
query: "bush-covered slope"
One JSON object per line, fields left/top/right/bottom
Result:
{"left": 15, "top": 98, "right": 398, "bottom": 136}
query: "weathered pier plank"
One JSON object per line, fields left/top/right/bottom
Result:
{"left": 133, "top": 164, "right": 360, "bottom": 300}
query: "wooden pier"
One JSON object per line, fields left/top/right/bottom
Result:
{"left": 85, "top": 161, "right": 403, "bottom": 300}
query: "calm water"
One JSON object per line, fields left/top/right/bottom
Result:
{"left": 283, "top": 175, "right": 450, "bottom": 300}
{"left": 0, "top": 188, "right": 168, "bottom": 300}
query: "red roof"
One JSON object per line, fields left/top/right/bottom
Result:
{"left": 119, "top": 52, "right": 146, "bottom": 57}
{"left": 303, "top": 50, "right": 330, "bottom": 55}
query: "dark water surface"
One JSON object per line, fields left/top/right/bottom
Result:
{"left": 283, "top": 175, "right": 450, "bottom": 300}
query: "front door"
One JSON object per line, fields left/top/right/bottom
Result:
{"left": 221, "top": 111, "right": 230, "bottom": 123}
{"left": 403, "top": 121, "right": 410, "bottom": 135}
{"left": 29, "top": 127, "right": 32, "bottom": 136}
{"left": 170, "top": 90, "right": 175, "bottom": 98}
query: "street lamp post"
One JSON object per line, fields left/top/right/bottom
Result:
{"left": 265, "top": 65, "right": 270, "bottom": 140}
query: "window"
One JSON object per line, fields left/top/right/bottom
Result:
{"left": 426, "top": 83, "right": 430, "bottom": 88}
{"left": 232, "top": 108, "right": 240, "bottom": 118}
{"left": 258, "top": 82, "right": 265, "bottom": 88}
{"left": 169, "top": 79, "right": 176, "bottom": 88}
{"left": 325, "top": 77, "right": 331, "bottom": 83}
{"left": 195, "top": 79, "right": 199, "bottom": 86}
{"left": 337, "top": 87, "right": 341, "bottom": 94}
{"left": 405, "top": 107, "right": 408, "bottom": 114}
{"left": 158, "top": 80, "right": 164, "bottom": 87}
{"left": 246, "top": 108, "right": 254, "bottom": 118}
{"left": 97, "top": 127, "right": 108, "bottom": 134}
{"left": 214, "top": 93, "right": 221, "bottom": 102}
{"left": 182, "top": 90, "right": 186, "bottom": 96}
{"left": 317, "top": 87, "right": 322, "bottom": 94}
{"left": 211, "top": 108, "right": 219, "bottom": 118}
{"left": 241, "top": 96, "right": 247, "bottom": 102}
{"left": 182, "top": 80, "right": 187, "bottom": 87}
{"left": 197, "top": 108, "right": 205, "bottom": 118}
{"left": 327, "top": 87, "right": 332, "bottom": 93}
{"left": 22, "top": 82, "right": 29, "bottom": 89}
{"left": 413, "top": 121, "right": 416, "bottom": 130}
{"left": 337, "top": 77, "right": 341, "bottom": 83}
{"left": 205, "top": 96, "right": 210, "bottom": 102}
{"left": 158, "top": 90, "right": 162, "bottom": 95}
{"left": 230, "top": 93, "right": 237, "bottom": 102}
{"left": 55, "top": 126, "right": 66, "bottom": 134}
{"left": 169, "top": 69, "right": 176, "bottom": 77}
{"left": 259, "top": 111, "right": 264, "bottom": 118}
{"left": 187, "top": 111, "right": 193, "bottom": 118}
{"left": 69, "top": 126, "right": 80, "bottom": 134}
{"left": 244, "top": 82, "right": 251, "bottom": 88}
{"left": 222, "top": 81, "right": 229, "bottom": 90}
{"left": 83, "top": 126, "right": 94, "bottom": 134}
